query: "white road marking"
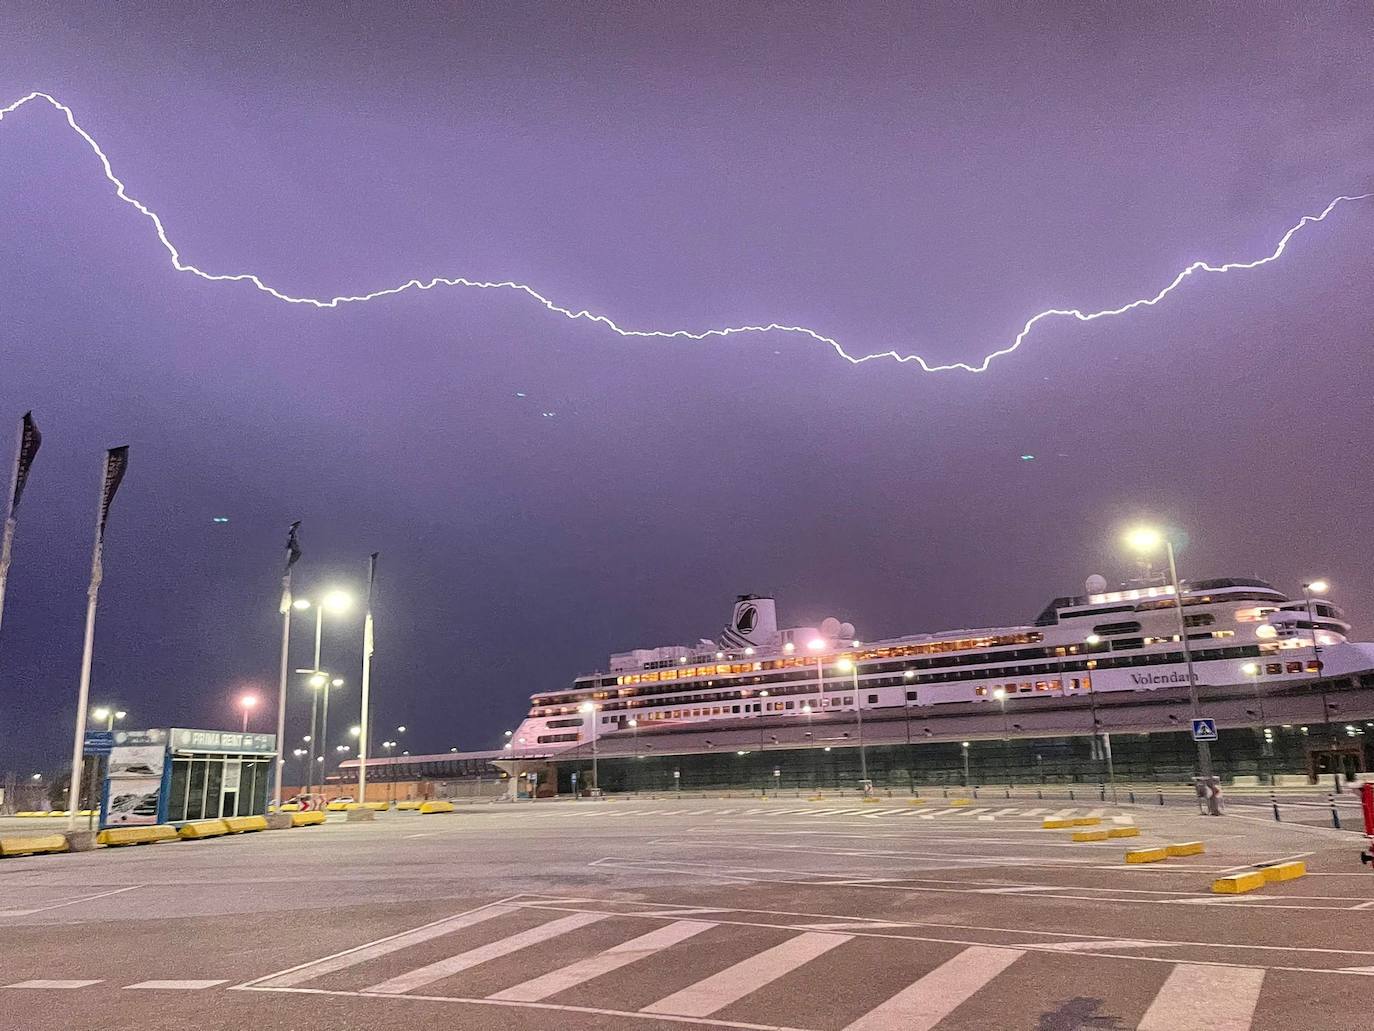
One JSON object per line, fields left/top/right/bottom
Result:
{"left": 919, "top": 808, "right": 962, "bottom": 819}
{"left": 488, "top": 920, "right": 715, "bottom": 1002}
{"left": 1137, "top": 963, "right": 1265, "bottom": 1031}
{"left": 4, "top": 980, "right": 102, "bottom": 989}
{"left": 0, "top": 884, "right": 144, "bottom": 918}
{"left": 641, "top": 931, "right": 851, "bottom": 1017}
{"left": 1041, "top": 939, "right": 1174, "bottom": 952}
{"left": 974, "top": 885, "right": 1061, "bottom": 895}
{"left": 365, "top": 911, "right": 607, "bottom": 995}
{"left": 841, "top": 945, "right": 1023, "bottom": 1031}
{"left": 124, "top": 980, "right": 228, "bottom": 990}
{"left": 251, "top": 901, "right": 520, "bottom": 988}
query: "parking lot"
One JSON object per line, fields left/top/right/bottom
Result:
{"left": 2, "top": 797, "right": 1371, "bottom": 1029}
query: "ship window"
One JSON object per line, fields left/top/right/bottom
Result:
{"left": 867, "top": 694, "right": 878, "bottom": 704}
{"left": 731, "top": 705, "right": 740, "bottom": 713}
{"left": 1265, "top": 663, "right": 1282, "bottom": 675}
{"left": 1286, "top": 661, "right": 1303, "bottom": 673}
{"left": 843, "top": 696, "right": 853, "bottom": 705}
{"left": 1184, "top": 613, "right": 1215, "bottom": 627}
{"left": 785, "top": 701, "right": 794, "bottom": 710}
{"left": 905, "top": 691, "right": 918, "bottom": 701}
{"left": 975, "top": 687, "right": 987, "bottom": 696}
{"left": 1093, "top": 621, "right": 1142, "bottom": 636}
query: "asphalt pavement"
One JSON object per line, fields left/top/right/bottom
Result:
{"left": 1, "top": 797, "right": 1372, "bottom": 1029}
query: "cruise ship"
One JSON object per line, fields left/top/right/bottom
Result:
{"left": 506, "top": 576, "right": 1374, "bottom": 755}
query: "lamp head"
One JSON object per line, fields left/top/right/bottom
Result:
{"left": 1125, "top": 526, "right": 1164, "bottom": 553}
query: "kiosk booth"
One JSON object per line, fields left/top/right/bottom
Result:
{"left": 100, "top": 727, "right": 277, "bottom": 828}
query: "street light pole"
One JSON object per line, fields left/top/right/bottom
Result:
{"left": 1302, "top": 580, "right": 1339, "bottom": 791}
{"left": 580, "top": 702, "right": 600, "bottom": 794}
{"left": 1163, "top": 537, "right": 1211, "bottom": 780}
{"left": 838, "top": 659, "right": 868, "bottom": 791}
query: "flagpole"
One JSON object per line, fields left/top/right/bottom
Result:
{"left": 358, "top": 553, "right": 377, "bottom": 803}
{"left": 67, "top": 447, "right": 127, "bottom": 831}
{"left": 273, "top": 571, "right": 293, "bottom": 808}
{"left": 0, "top": 417, "right": 23, "bottom": 634}
{"left": 272, "top": 522, "right": 301, "bottom": 809}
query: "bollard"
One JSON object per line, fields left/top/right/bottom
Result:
{"left": 1158, "top": 790, "right": 1165, "bottom": 806}
{"left": 1271, "top": 792, "right": 1281, "bottom": 822}
{"left": 1005, "top": 785, "right": 1011, "bottom": 799}
{"left": 1099, "top": 783, "right": 1106, "bottom": 802}
{"left": 943, "top": 786, "right": 949, "bottom": 798}
{"left": 1128, "top": 790, "right": 1136, "bottom": 805}
{"left": 1330, "top": 794, "right": 1341, "bottom": 830}
{"left": 1037, "top": 787, "right": 1043, "bottom": 800}
{"left": 1068, "top": 788, "right": 1075, "bottom": 802}
{"left": 972, "top": 786, "right": 979, "bottom": 799}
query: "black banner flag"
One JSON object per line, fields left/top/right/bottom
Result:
{"left": 10, "top": 412, "right": 41, "bottom": 513}
{"left": 97, "top": 446, "right": 129, "bottom": 542}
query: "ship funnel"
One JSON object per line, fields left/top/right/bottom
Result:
{"left": 721, "top": 595, "right": 780, "bottom": 651}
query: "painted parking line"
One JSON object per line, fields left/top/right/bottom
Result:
{"left": 124, "top": 980, "right": 228, "bottom": 990}
{"left": 4, "top": 980, "right": 102, "bottom": 989}
{"left": 1136, "top": 963, "right": 1265, "bottom": 1031}
{"left": 488, "top": 919, "right": 715, "bottom": 1003}
{"left": 365, "top": 911, "right": 607, "bottom": 995}
{"left": 252, "top": 901, "right": 520, "bottom": 988}
{"left": 641, "top": 930, "right": 851, "bottom": 1017}
{"left": 841, "top": 945, "right": 1023, "bottom": 1031}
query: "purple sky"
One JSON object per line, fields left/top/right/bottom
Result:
{"left": 1, "top": 3, "right": 1372, "bottom": 771}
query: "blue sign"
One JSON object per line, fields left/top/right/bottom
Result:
{"left": 1191, "top": 718, "right": 1218, "bottom": 742}
{"left": 83, "top": 730, "right": 115, "bottom": 755}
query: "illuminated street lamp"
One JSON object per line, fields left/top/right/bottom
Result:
{"left": 961, "top": 740, "right": 971, "bottom": 787}
{"left": 807, "top": 637, "right": 826, "bottom": 707}
{"left": 238, "top": 693, "right": 259, "bottom": 732}
{"left": 836, "top": 657, "right": 869, "bottom": 791}
{"left": 295, "top": 589, "right": 354, "bottom": 796}
{"left": 91, "top": 705, "right": 126, "bottom": 732}
{"left": 1126, "top": 526, "right": 1215, "bottom": 798}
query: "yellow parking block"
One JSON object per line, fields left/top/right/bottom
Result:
{"left": 362, "top": 801, "right": 390, "bottom": 811}
{"left": 1213, "top": 871, "right": 1266, "bottom": 894}
{"left": 1125, "top": 847, "right": 1168, "bottom": 864}
{"left": 177, "top": 819, "right": 229, "bottom": 840}
{"left": 0, "top": 834, "right": 69, "bottom": 857}
{"left": 279, "top": 802, "right": 302, "bottom": 812}
{"left": 1166, "top": 841, "right": 1205, "bottom": 857}
{"left": 419, "top": 800, "right": 455, "bottom": 814}
{"left": 1072, "top": 829, "right": 1110, "bottom": 842}
{"left": 326, "top": 801, "right": 349, "bottom": 812}
{"left": 908, "top": 798, "right": 927, "bottom": 805}
{"left": 1042, "top": 818, "right": 1075, "bottom": 829}
{"left": 1072, "top": 817, "right": 1101, "bottom": 827}
{"left": 47, "top": 811, "right": 69, "bottom": 818}
{"left": 97, "top": 825, "right": 179, "bottom": 847}
{"left": 1261, "top": 861, "right": 1306, "bottom": 883}
{"left": 948, "top": 799, "right": 971, "bottom": 806}
{"left": 222, "top": 815, "right": 269, "bottom": 834}
{"left": 290, "top": 811, "right": 326, "bottom": 827}
{"left": 396, "top": 800, "right": 423, "bottom": 811}
{"left": 14, "top": 812, "right": 41, "bottom": 818}
{"left": 861, "top": 797, "right": 883, "bottom": 804}
{"left": 1107, "top": 826, "right": 1140, "bottom": 838}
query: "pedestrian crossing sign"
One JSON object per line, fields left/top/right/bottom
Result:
{"left": 1191, "top": 718, "right": 1218, "bottom": 742}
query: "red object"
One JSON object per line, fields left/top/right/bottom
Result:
{"left": 1362, "top": 782, "right": 1374, "bottom": 838}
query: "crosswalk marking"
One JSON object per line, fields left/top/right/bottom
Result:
{"left": 1137, "top": 963, "right": 1265, "bottom": 1031}
{"left": 840, "top": 945, "right": 1024, "bottom": 1031}
{"left": 919, "top": 808, "right": 961, "bottom": 818}
{"left": 256, "top": 903, "right": 519, "bottom": 988}
{"left": 4, "top": 980, "right": 102, "bottom": 989}
{"left": 365, "top": 911, "right": 607, "bottom": 995}
{"left": 123, "top": 980, "right": 227, "bottom": 990}
{"left": 487, "top": 919, "right": 715, "bottom": 1002}
{"left": 641, "top": 930, "right": 852, "bottom": 1017}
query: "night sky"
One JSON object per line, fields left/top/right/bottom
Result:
{"left": 1, "top": 3, "right": 1371, "bottom": 773}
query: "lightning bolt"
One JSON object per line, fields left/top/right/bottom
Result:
{"left": 1, "top": 90, "right": 1369, "bottom": 373}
